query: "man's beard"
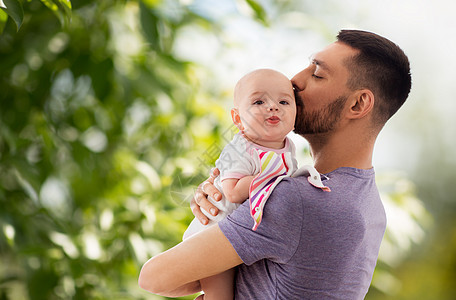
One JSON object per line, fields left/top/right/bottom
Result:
{"left": 294, "top": 94, "right": 347, "bottom": 135}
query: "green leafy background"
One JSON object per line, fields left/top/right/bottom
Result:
{"left": 1, "top": 0, "right": 455, "bottom": 299}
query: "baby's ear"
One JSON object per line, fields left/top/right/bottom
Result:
{"left": 231, "top": 108, "right": 244, "bottom": 131}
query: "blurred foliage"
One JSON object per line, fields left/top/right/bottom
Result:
{"left": 0, "top": 0, "right": 261, "bottom": 299}
{"left": 1, "top": 0, "right": 72, "bottom": 32}
{"left": 366, "top": 102, "right": 456, "bottom": 299}
{"left": 366, "top": 173, "right": 431, "bottom": 299}
{"left": 0, "top": 0, "right": 447, "bottom": 299}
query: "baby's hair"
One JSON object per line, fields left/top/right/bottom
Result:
{"left": 233, "top": 69, "right": 290, "bottom": 107}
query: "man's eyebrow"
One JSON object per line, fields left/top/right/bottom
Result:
{"left": 308, "top": 55, "right": 331, "bottom": 73}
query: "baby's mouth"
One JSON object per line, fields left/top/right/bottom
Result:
{"left": 267, "top": 116, "right": 280, "bottom": 124}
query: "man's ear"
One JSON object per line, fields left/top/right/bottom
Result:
{"left": 348, "top": 89, "right": 375, "bottom": 119}
{"left": 231, "top": 108, "right": 244, "bottom": 131}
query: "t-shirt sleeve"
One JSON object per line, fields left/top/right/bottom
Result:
{"left": 216, "top": 141, "right": 256, "bottom": 181}
{"left": 219, "top": 178, "right": 302, "bottom": 265}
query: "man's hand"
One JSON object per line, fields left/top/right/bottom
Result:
{"left": 191, "top": 168, "right": 222, "bottom": 225}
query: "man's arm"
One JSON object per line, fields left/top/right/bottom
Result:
{"left": 138, "top": 224, "right": 242, "bottom": 296}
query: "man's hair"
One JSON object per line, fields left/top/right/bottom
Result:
{"left": 337, "top": 29, "right": 412, "bottom": 125}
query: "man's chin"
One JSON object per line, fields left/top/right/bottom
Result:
{"left": 292, "top": 127, "right": 311, "bottom": 136}
{"left": 293, "top": 129, "right": 311, "bottom": 138}
{"left": 292, "top": 128, "right": 324, "bottom": 138}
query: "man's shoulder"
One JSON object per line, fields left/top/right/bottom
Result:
{"left": 271, "top": 167, "right": 379, "bottom": 208}
{"left": 273, "top": 175, "right": 326, "bottom": 197}
{"left": 266, "top": 176, "right": 313, "bottom": 212}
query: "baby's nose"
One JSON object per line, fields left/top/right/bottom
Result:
{"left": 267, "top": 102, "right": 279, "bottom": 111}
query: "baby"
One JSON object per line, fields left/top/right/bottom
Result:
{"left": 183, "top": 69, "right": 329, "bottom": 299}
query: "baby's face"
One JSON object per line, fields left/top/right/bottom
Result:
{"left": 234, "top": 70, "right": 296, "bottom": 147}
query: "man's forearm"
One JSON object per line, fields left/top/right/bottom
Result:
{"left": 155, "top": 280, "right": 201, "bottom": 297}
{"left": 138, "top": 225, "right": 242, "bottom": 296}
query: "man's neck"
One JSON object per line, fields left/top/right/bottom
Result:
{"left": 305, "top": 128, "right": 375, "bottom": 174}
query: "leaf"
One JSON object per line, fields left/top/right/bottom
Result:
{"left": 55, "top": 0, "right": 72, "bottom": 20}
{"left": 40, "top": 0, "right": 72, "bottom": 26}
{"left": 59, "top": 0, "right": 71, "bottom": 10}
{"left": 245, "top": 0, "right": 268, "bottom": 26}
{"left": 1, "top": 0, "right": 24, "bottom": 31}
{"left": 0, "top": 9, "right": 7, "bottom": 34}
{"left": 139, "top": 1, "right": 161, "bottom": 52}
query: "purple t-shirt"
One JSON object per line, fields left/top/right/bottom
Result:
{"left": 219, "top": 167, "right": 386, "bottom": 299}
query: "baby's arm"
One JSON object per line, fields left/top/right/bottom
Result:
{"left": 222, "top": 175, "right": 255, "bottom": 204}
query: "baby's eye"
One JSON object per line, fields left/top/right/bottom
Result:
{"left": 279, "top": 100, "right": 289, "bottom": 105}
{"left": 253, "top": 100, "right": 264, "bottom": 105}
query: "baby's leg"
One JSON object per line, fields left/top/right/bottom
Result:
{"left": 199, "top": 268, "right": 235, "bottom": 300}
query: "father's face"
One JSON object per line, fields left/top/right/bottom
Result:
{"left": 291, "top": 42, "right": 356, "bottom": 136}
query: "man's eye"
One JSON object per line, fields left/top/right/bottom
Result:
{"left": 312, "top": 74, "right": 323, "bottom": 79}
{"left": 253, "top": 100, "right": 264, "bottom": 105}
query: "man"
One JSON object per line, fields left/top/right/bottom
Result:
{"left": 138, "top": 29, "right": 412, "bottom": 299}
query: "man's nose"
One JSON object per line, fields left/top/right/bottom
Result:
{"left": 291, "top": 68, "right": 310, "bottom": 92}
